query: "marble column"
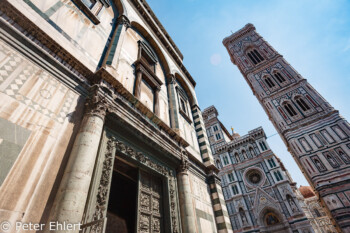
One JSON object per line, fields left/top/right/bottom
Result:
{"left": 46, "top": 86, "right": 107, "bottom": 233}
{"left": 177, "top": 154, "right": 196, "bottom": 233}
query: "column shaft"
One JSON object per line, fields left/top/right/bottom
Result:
{"left": 47, "top": 89, "right": 107, "bottom": 233}
{"left": 177, "top": 157, "right": 196, "bottom": 233}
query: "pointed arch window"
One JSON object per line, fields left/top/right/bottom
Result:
{"left": 283, "top": 102, "right": 298, "bottom": 117}
{"left": 247, "top": 49, "right": 264, "bottom": 65}
{"left": 274, "top": 72, "right": 286, "bottom": 83}
{"left": 295, "top": 97, "right": 311, "bottom": 112}
{"left": 264, "top": 77, "right": 275, "bottom": 88}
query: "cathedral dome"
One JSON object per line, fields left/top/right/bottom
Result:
{"left": 299, "top": 186, "right": 315, "bottom": 199}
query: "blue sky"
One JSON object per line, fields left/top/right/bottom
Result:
{"left": 147, "top": 0, "right": 350, "bottom": 186}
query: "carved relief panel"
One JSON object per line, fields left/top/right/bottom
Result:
{"left": 138, "top": 171, "right": 163, "bottom": 233}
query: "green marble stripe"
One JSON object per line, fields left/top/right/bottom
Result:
{"left": 44, "top": 1, "right": 63, "bottom": 17}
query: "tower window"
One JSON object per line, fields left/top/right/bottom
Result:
{"left": 274, "top": 72, "right": 286, "bottom": 83}
{"left": 295, "top": 98, "right": 310, "bottom": 111}
{"left": 213, "top": 125, "right": 218, "bottom": 131}
{"left": 247, "top": 49, "right": 264, "bottom": 65}
{"left": 264, "top": 77, "right": 275, "bottom": 88}
{"left": 283, "top": 103, "right": 298, "bottom": 117}
{"left": 215, "top": 133, "right": 221, "bottom": 140}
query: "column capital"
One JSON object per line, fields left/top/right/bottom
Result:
{"left": 177, "top": 150, "right": 189, "bottom": 173}
{"left": 117, "top": 15, "right": 131, "bottom": 29}
{"left": 166, "top": 73, "right": 176, "bottom": 84}
{"left": 85, "top": 85, "right": 108, "bottom": 120}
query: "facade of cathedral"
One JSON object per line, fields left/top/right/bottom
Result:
{"left": 203, "top": 105, "right": 314, "bottom": 233}
{"left": 0, "top": 0, "right": 233, "bottom": 232}
{"left": 223, "top": 23, "right": 350, "bottom": 232}
{"left": 296, "top": 186, "right": 337, "bottom": 233}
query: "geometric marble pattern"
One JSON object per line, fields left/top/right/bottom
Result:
{"left": 0, "top": 40, "right": 76, "bottom": 124}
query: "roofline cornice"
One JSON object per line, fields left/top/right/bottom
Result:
{"left": 222, "top": 23, "right": 256, "bottom": 46}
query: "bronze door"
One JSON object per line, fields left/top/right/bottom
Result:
{"left": 138, "top": 171, "right": 163, "bottom": 233}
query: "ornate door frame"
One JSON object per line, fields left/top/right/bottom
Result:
{"left": 81, "top": 129, "right": 182, "bottom": 233}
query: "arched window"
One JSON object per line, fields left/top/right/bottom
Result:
{"left": 274, "top": 72, "right": 286, "bottom": 83}
{"left": 295, "top": 97, "right": 311, "bottom": 111}
{"left": 283, "top": 102, "right": 298, "bottom": 117}
{"left": 235, "top": 153, "right": 240, "bottom": 163}
{"left": 247, "top": 49, "right": 264, "bottom": 65}
{"left": 249, "top": 147, "right": 255, "bottom": 157}
{"left": 264, "top": 77, "right": 275, "bottom": 88}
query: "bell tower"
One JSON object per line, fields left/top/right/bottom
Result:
{"left": 223, "top": 24, "right": 350, "bottom": 232}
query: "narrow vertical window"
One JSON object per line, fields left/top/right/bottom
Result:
{"left": 248, "top": 53, "right": 258, "bottom": 64}
{"left": 254, "top": 49, "right": 264, "bottom": 61}
{"left": 228, "top": 173, "right": 235, "bottom": 182}
{"left": 284, "top": 103, "right": 298, "bottom": 117}
{"left": 247, "top": 49, "right": 264, "bottom": 65}
{"left": 277, "top": 171, "right": 283, "bottom": 180}
{"left": 264, "top": 77, "right": 275, "bottom": 88}
{"left": 296, "top": 98, "right": 310, "bottom": 111}
{"left": 274, "top": 72, "right": 286, "bottom": 83}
